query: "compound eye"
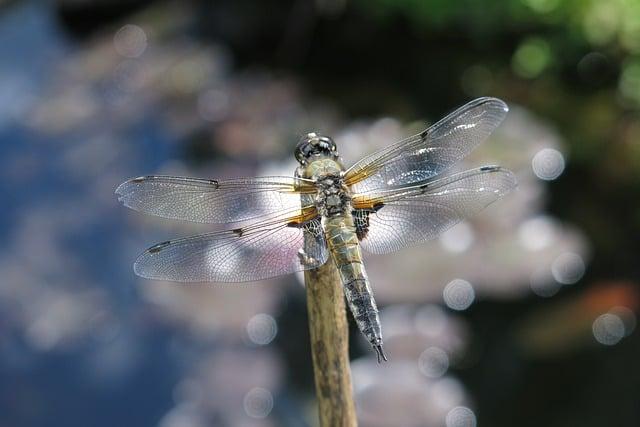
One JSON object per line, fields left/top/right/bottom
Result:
{"left": 295, "top": 145, "right": 309, "bottom": 163}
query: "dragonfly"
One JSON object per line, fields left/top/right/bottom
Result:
{"left": 116, "top": 97, "right": 517, "bottom": 363}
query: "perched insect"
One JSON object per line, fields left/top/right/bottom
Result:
{"left": 116, "top": 97, "right": 517, "bottom": 362}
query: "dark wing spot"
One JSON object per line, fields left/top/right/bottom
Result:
{"left": 148, "top": 241, "right": 171, "bottom": 253}
{"left": 480, "top": 165, "right": 500, "bottom": 172}
{"left": 354, "top": 204, "right": 384, "bottom": 240}
{"left": 209, "top": 179, "right": 219, "bottom": 188}
{"left": 287, "top": 221, "right": 301, "bottom": 228}
{"left": 232, "top": 228, "right": 244, "bottom": 237}
{"left": 353, "top": 210, "right": 371, "bottom": 240}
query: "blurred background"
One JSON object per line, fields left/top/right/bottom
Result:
{"left": 1, "top": 0, "right": 639, "bottom": 426}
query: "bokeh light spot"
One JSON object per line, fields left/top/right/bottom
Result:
{"left": 512, "top": 37, "right": 552, "bottom": 78}
{"left": 446, "top": 406, "right": 477, "bottom": 427}
{"left": 246, "top": 314, "right": 277, "bottom": 345}
{"left": 551, "top": 252, "right": 585, "bottom": 285}
{"left": 583, "top": 3, "right": 619, "bottom": 46}
{"left": 243, "top": 387, "right": 273, "bottom": 419}
{"left": 113, "top": 24, "right": 147, "bottom": 58}
{"left": 443, "top": 279, "right": 475, "bottom": 311}
{"left": 529, "top": 266, "right": 561, "bottom": 298}
{"left": 418, "top": 347, "right": 449, "bottom": 378}
{"left": 592, "top": 313, "right": 625, "bottom": 345}
{"left": 532, "top": 148, "right": 565, "bottom": 180}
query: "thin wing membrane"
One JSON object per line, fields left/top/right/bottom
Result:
{"left": 116, "top": 175, "right": 314, "bottom": 224}
{"left": 352, "top": 166, "right": 517, "bottom": 254}
{"left": 134, "top": 216, "right": 328, "bottom": 282}
{"left": 345, "top": 97, "right": 509, "bottom": 194}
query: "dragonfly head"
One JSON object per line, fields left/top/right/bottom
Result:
{"left": 295, "top": 132, "right": 338, "bottom": 165}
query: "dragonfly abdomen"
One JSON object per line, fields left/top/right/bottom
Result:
{"left": 323, "top": 213, "right": 387, "bottom": 362}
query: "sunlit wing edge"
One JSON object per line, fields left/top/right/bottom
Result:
{"left": 343, "top": 97, "right": 509, "bottom": 189}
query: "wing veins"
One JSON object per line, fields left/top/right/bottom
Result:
{"left": 344, "top": 98, "right": 509, "bottom": 193}
{"left": 352, "top": 166, "right": 517, "bottom": 254}
{"left": 116, "top": 174, "right": 317, "bottom": 224}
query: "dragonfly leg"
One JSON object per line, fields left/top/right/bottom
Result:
{"left": 297, "top": 248, "right": 318, "bottom": 267}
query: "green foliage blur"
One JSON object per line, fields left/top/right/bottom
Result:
{"left": 358, "top": 0, "right": 640, "bottom": 167}
{"left": 328, "top": 0, "right": 639, "bottom": 267}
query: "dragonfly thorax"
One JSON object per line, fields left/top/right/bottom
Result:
{"left": 315, "top": 173, "right": 352, "bottom": 217}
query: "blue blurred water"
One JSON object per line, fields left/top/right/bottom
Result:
{"left": 0, "top": 3, "right": 185, "bottom": 426}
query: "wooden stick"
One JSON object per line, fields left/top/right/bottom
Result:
{"left": 305, "top": 260, "right": 358, "bottom": 427}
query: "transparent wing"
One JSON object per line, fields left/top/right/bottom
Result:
{"left": 351, "top": 166, "right": 517, "bottom": 255}
{"left": 116, "top": 175, "right": 315, "bottom": 224}
{"left": 134, "top": 214, "right": 328, "bottom": 283}
{"left": 344, "top": 97, "right": 509, "bottom": 194}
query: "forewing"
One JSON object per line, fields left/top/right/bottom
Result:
{"left": 344, "top": 97, "right": 509, "bottom": 194}
{"left": 134, "top": 215, "right": 328, "bottom": 282}
{"left": 352, "top": 166, "right": 517, "bottom": 254}
{"left": 116, "top": 175, "right": 315, "bottom": 224}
